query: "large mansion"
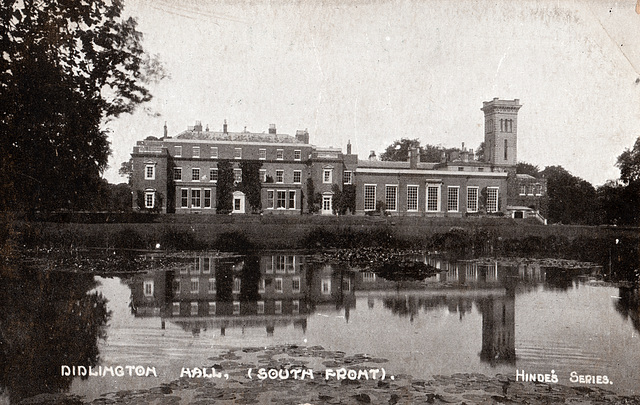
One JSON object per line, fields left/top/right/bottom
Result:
{"left": 130, "top": 98, "right": 546, "bottom": 220}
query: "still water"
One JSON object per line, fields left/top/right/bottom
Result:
{"left": 1, "top": 252, "right": 639, "bottom": 403}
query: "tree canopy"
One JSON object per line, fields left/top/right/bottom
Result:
{"left": 616, "top": 137, "right": 640, "bottom": 185}
{"left": 541, "top": 166, "right": 597, "bottom": 225}
{"left": 516, "top": 162, "right": 541, "bottom": 177}
{"left": 380, "top": 138, "right": 461, "bottom": 163}
{"left": 0, "top": 0, "right": 163, "bottom": 211}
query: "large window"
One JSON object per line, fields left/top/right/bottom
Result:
{"left": 210, "top": 168, "right": 218, "bottom": 182}
{"left": 276, "top": 170, "right": 284, "bottom": 183}
{"left": 191, "top": 189, "right": 201, "bottom": 208}
{"left": 293, "top": 170, "right": 301, "bottom": 184}
{"left": 204, "top": 189, "right": 211, "bottom": 208}
{"left": 426, "top": 185, "right": 440, "bottom": 212}
{"left": 447, "top": 186, "right": 459, "bottom": 212}
{"left": 467, "top": 187, "right": 478, "bottom": 213}
{"left": 288, "top": 191, "right": 296, "bottom": 209}
{"left": 407, "top": 185, "right": 418, "bottom": 211}
{"left": 276, "top": 191, "right": 286, "bottom": 208}
{"left": 192, "top": 168, "right": 200, "bottom": 181}
{"left": 145, "top": 164, "right": 155, "bottom": 180}
{"left": 343, "top": 171, "right": 352, "bottom": 185}
{"left": 487, "top": 187, "right": 499, "bottom": 213}
{"left": 174, "top": 167, "right": 182, "bottom": 181}
{"left": 181, "top": 189, "right": 188, "bottom": 208}
{"left": 267, "top": 190, "right": 274, "bottom": 209}
{"left": 364, "top": 185, "right": 376, "bottom": 211}
{"left": 385, "top": 185, "right": 398, "bottom": 211}
{"left": 323, "top": 169, "right": 332, "bottom": 184}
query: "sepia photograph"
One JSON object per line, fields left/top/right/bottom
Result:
{"left": 1, "top": 0, "right": 640, "bottom": 404}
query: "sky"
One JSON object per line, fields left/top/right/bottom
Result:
{"left": 103, "top": 0, "right": 640, "bottom": 187}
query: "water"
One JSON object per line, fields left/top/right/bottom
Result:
{"left": 1, "top": 252, "right": 639, "bottom": 403}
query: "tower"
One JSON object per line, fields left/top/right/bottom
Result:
{"left": 481, "top": 98, "right": 521, "bottom": 168}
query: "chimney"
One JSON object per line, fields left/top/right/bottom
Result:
{"left": 347, "top": 140, "right": 352, "bottom": 155}
{"left": 409, "top": 147, "right": 418, "bottom": 169}
{"left": 269, "top": 124, "right": 276, "bottom": 134}
{"left": 369, "top": 150, "right": 377, "bottom": 161}
{"left": 163, "top": 121, "right": 167, "bottom": 138}
{"left": 295, "top": 129, "right": 309, "bottom": 144}
{"left": 223, "top": 119, "right": 228, "bottom": 134}
{"left": 194, "top": 120, "right": 202, "bottom": 132}
{"left": 441, "top": 151, "right": 447, "bottom": 163}
{"left": 205, "top": 124, "right": 209, "bottom": 132}
{"left": 462, "top": 142, "right": 465, "bottom": 151}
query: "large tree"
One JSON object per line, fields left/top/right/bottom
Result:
{"left": 541, "top": 166, "right": 597, "bottom": 225}
{"left": 616, "top": 137, "right": 640, "bottom": 184}
{"left": 0, "top": 0, "right": 162, "bottom": 212}
{"left": 380, "top": 138, "right": 459, "bottom": 163}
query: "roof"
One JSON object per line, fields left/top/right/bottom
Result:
{"left": 516, "top": 174, "right": 536, "bottom": 180}
{"left": 357, "top": 160, "right": 438, "bottom": 170}
{"left": 174, "top": 130, "right": 304, "bottom": 144}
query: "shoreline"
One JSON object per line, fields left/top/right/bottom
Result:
{"left": 19, "top": 345, "right": 640, "bottom": 405}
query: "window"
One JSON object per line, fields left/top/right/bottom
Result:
{"left": 208, "top": 278, "right": 216, "bottom": 293}
{"left": 447, "top": 187, "right": 459, "bottom": 212}
{"left": 234, "top": 168, "right": 242, "bottom": 183}
{"left": 294, "top": 150, "right": 301, "bottom": 160}
{"left": 145, "top": 192, "right": 155, "bottom": 208}
{"left": 292, "top": 300, "right": 300, "bottom": 314}
{"left": 276, "top": 149, "right": 284, "bottom": 160}
{"left": 204, "top": 189, "right": 211, "bottom": 208}
{"left": 407, "top": 185, "right": 418, "bottom": 211}
{"left": 343, "top": 171, "right": 352, "bottom": 185}
{"left": 145, "top": 164, "right": 155, "bottom": 180}
{"left": 143, "top": 280, "right": 154, "bottom": 297}
{"left": 288, "top": 190, "right": 296, "bottom": 209}
{"left": 426, "top": 185, "right": 440, "bottom": 212}
{"left": 210, "top": 168, "right": 218, "bottom": 182}
{"left": 293, "top": 170, "right": 301, "bottom": 184}
{"left": 172, "top": 302, "right": 180, "bottom": 315}
{"left": 233, "top": 301, "right": 240, "bottom": 315}
{"left": 190, "top": 301, "right": 198, "bottom": 315}
{"left": 535, "top": 184, "right": 542, "bottom": 196}
{"left": 257, "top": 301, "right": 264, "bottom": 314}
{"left": 181, "top": 189, "right": 188, "bottom": 208}
{"left": 175, "top": 280, "right": 181, "bottom": 294}
{"left": 527, "top": 184, "right": 534, "bottom": 196}
{"left": 191, "top": 189, "right": 201, "bottom": 208}
{"left": 458, "top": 167, "right": 464, "bottom": 171}
{"left": 276, "top": 170, "right": 284, "bottom": 183}
{"left": 323, "top": 169, "right": 332, "bottom": 183}
{"left": 276, "top": 256, "right": 286, "bottom": 273}
{"left": 190, "top": 278, "right": 199, "bottom": 293}
{"left": 234, "top": 148, "right": 242, "bottom": 159}
{"left": 258, "top": 278, "right": 265, "bottom": 293}
{"left": 478, "top": 167, "right": 484, "bottom": 172}
{"left": 321, "top": 279, "right": 331, "bottom": 295}
{"left": 210, "top": 146, "right": 218, "bottom": 159}
{"left": 233, "top": 278, "right": 241, "bottom": 294}
{"left": 292, "top": 277, "right": 301, "bottom": 293}
{"left": 174, "top": 167, "right": 182, "bottom": 181}
{"left": 202, "top": 257, "right": 211, "bottom": 273}
{"left": 193, "top": 146, "right": 200, "bottom": 158}
{"left": 467, "top": 187, "right": 478, "bottom": 213}
{"left": 487, "top": 187, "right": 499, "bottom": 212}
{"left": 174, "top": 146, "right": 182, "bottom": 157}
{"left": 267, "top": 190, "right": 274, "bottom": 209}
{"left": 504, "top": 139, "right": 508, "bottom": 160}
{"left": 259, "top": 149, "right": 266, "bottom": 160}
{"left": 275, "top": 300, "right": 282, "bottom": 314}
{"left": 192, "top": 168, "right": 200, "bottom": 181}
{"left": 364, "top": 185, "right": 376, "bottom": 211}
{"left": 260, "top": 169, "right": 267, "bottom": 182}
{"left": 519, "top": 184, "right": 526, "bottom": 195}
{"left": 276, "top": 191, "right": 286, "bottom": 209}
{"left": 385, "top": 185, "right": 397, "bottom": 211}
{"left": 275, "top": 278, "right": 283, "bottom": 293}
{"left": 209, "top": 302, "right": 216, "bottom": 315}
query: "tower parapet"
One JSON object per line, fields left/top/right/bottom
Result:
{"left": 482, "top": 98, "right": 521, "bottom": 168}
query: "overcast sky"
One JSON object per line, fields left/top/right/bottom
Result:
{"left": 103, "top": 0, "right": 640, "bottom": 186}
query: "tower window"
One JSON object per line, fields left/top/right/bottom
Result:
{"left": 504, "top": 139, "right": 508, "bottom": 160}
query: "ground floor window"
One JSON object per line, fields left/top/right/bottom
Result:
{"left": 267, "top": 189, "right": 297, "bottom": 210}
{"left": 322, "top": 195, "right": 332, "bottom": 212}
{"left": 426, "top": 185, "right": 440, "bottom": 212}
{"left": 487, "top": 187, "right": 499, "bottom": 212}
{"left": 181, "top": 189, "right": 188, "bottom": 208}
{"left": 288, "top": 191, "right": 296, "bottom": 209}
{"left": 191, "top": 189, "right": 201, "bottom": 208}
{"left": 364, "top": 185, "right": 376, "bottom": 211}
{"left": 267, "top": 190, "right": 274, "bottom": 209}
{"left": 385, "top": 185, "right": 397, "bottom": 211}
{"left": 276, "top": 191, "right": 286, "bottom": 208}
{"left": 467, "top": 187, "right": 478, "bottom": 213}
{"left": 447, "top": 186, "right": 459, "bottom": 212}
{"left": 204, "top": 189, "right": 211, "bottom": 208}
{"left": 407, "top": 185, "right": 418, "bottom": 211}
{"left": 145, "top": 191, "right": 155, "bottom": 209}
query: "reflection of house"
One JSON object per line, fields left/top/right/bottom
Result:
{"left": 478, "top": 289, "right": 516, "bottom": 366}
{"left": 308, "top": 262, "right": 356, "bottom": 321}
{"left": 130, "top": 270, "right": 170, "bottom": 317}
{"left": 130, "top": 99, "right": 544, "bottom": 220}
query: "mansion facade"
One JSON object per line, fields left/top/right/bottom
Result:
{"left": 130, "top": 98, "right": 547, "bottom": 220}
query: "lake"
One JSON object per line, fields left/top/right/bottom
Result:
{"left": 0, "top": 251, "right": 638, "bottom": 403}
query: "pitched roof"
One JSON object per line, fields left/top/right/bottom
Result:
{"left": 175, "top": 130, "right": 304, "bottom": 144}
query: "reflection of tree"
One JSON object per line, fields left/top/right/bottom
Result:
{"left": 0, "top": 264, "right": 110, "bottom": 403}
{"left": 615, "top": 287, "right": 640, "bottom": 334}
{"left": 544, "top": 267, "right": 574, "bottom": 291}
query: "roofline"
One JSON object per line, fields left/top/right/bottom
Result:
{"left": 159, "top": 138, "right": 313, "bottom": 148}
{"left": 355, "top": 168, "right": 508, "bottom": 178}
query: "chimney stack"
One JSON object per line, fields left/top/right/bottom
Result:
{"left": 347, "top": 140, "right": 352, "bottom": 155}
{"left": 269, "top": 124, "right": 276, "bottom": 134}
{"left": 295, "top": 129, "right": 309, "bottom": 144}
{"left": 163, "top": 121, "right": 167, "bottom": 138}
{"left": 223, "top": 119, "right": 228, "bottom": 134}
{"left": 409, "top": 147, "right": 418, "bottom": 169}
{"left": 369, "top": 150, "right": 377, "bottom": 161}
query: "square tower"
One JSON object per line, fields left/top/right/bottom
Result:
{"left": 482, "top": 98, "right": 521, "bottom": 168}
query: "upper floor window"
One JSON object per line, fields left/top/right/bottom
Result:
{"left": 519, "top": 184, "right": 526, "bottom": 195}
{"left": 260, "top": 169, "right": 267, "bottom": 182}
{"left": 276, "top": 170, "right": 284, "bottom": 183}
{"left": 210, "top": 147, "right": 218, "bottom": 159}
{"left": 276, "top": 149, "right": 284, "bottom": 160}
{"left": 504, "top": 139, "right": 508, "bottom": 160}
{"left": 192, "top": 168, "right": 200, "bottom": 181}
{"left": 234, "top": 168, "right": 242, "bottom": 183}
{"left": 343, "top": 171, "right": 352, "bottom": 184}
{"left": 293, "top": 170, "right": 301, "bottom": 184}
{"left": 323, "top": 169, "right": 332, "bottom": 184}
{"left": 234, "top": 148, "right": 242, "bottom": 159}
{"left": 210, "top": 168, "right": 218, "bottom": 182}
{"left": 294, "top": 150, "right": 301, "bottom": 161}
{"left": 173, "top": 167, "right": 182, "bottom": 181}
{"left": 193, "top": 146, "right": 200, "bottom": 158}
{"left": 174, "top": 146, "right": 182, "bottom": 157}
{"left": 145, "top": 164, "right": 155, "bottom": 180}
{"left": 259, "top": 149, "right": 266, "bottom": 160}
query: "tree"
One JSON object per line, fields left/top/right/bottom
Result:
{"left": 476, "top": 141, "right": 485, "bottom": 161}
{"left": 0, "top": 0, "right": 164, "bottom": 212}
{"left": 541, "top": 166, "right": 597, "bottom": 225}
{"left": 216, "top": 160, "right": 234, "bottom": 214}
{"left": 238, "top": 161, "right": 262, "bottom": 213}
{"left": 516, "top": 162, "right": 540, "bottom": 177}
{"left": 380, "top": 138, "right": 459, "bottom": 163}
{"left": 616, "top": 137, "right": 640, "bottom": 184}
{"left": 119, "top": 159, "right": 133, "bottom": 185}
